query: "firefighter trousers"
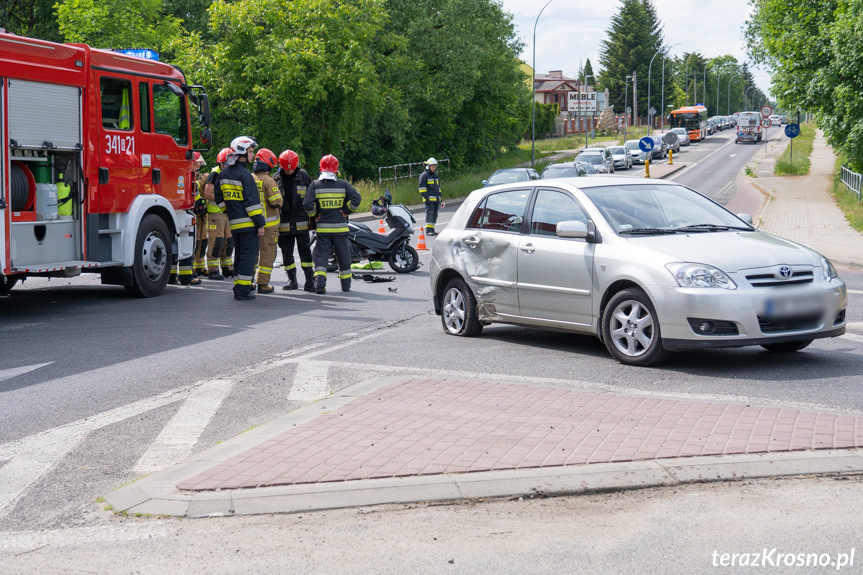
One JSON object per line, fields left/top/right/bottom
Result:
{"left": 207, "top": 213, "right": 234, "bottom": 273}
{"left": 423, "top": 196, "right": 440, "bottom": 232}
{"left": 256, "top": 227, "right": 279, "bottom": 286}
{"left": 313, "top": 233, "right": 351, "bottom": 289}
{"left": 194, "top": 213, "right": 208, "bottom": 275}
{"left": 232, "top": 229, "right": 259, "bottom": 298}
{"left": 278, "top": 231, "right": 313, "bottom": 274}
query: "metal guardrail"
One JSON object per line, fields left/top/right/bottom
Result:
{"left": 841, "top": 166, "right": 863, "bottom": 203}
{"left": 378, "top": 158, "right": 450, "bottom": 184}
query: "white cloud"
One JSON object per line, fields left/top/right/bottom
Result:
{"left": 501, "top": 0, "right": 771, "bottom": 96}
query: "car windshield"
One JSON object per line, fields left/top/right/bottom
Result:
{"left": 671, "top": 128, "right": 685, "bottom": 135}
{"left": 577, "top": 154, "right": 603, "bottom": 165}
{"left": 624, "top": 141, "right": 640, "bottom": 150}
{"left": 581, "top": 184, "right": 754, "bottom": 235}
{"left": 607, "top": 147, "right": 625, "bottom": 155}
{"left": 486, "top": 170, "right": 529, "bottom": 185}
{"left": 576, "top": 162, "right": 596, "bottom": 174}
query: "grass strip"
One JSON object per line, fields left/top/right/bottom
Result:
{"left": 774, "top": 123, "right": 815, "bottom": 176}
{"left": 828, "top": 154, "right": 863, "bottom": 234}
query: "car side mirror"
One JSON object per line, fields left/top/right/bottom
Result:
{"left": 556, "top": 220, "right": 588, "bottom": 239}
{"left": 736, "top": 213, "right": 754, "bottom": 225}
{"left": 482, "top": 180, "right": 487, "bottom": 185}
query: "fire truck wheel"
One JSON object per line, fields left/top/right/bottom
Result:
{"left": 0, "top": 276, "right": 19, "bottom": 295}
{"left": 126, "top": 215, "right": 171, "bottom": 297}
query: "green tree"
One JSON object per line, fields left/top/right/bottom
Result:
{"left": 598, "top": 0, "right": 664, "bottom": 124}
{"left": 583, "top": 58, "right": 595, "bottom": 86}
{"left": 56, "top": 0, "right": 183, "bottom": 52}
{"left": 747, "top": 0, "right": 863, "bottom": 170}
{"left": 0, "top": 0, "right": 62, "bottom": 42}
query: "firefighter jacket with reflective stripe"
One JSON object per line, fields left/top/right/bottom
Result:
{"left": 276, "top": 168, "right": 313, "bottom": 234}
{"left": 214, "top": 161, "right": 265, "bottom": 232}
{"left": 253, "top": 170, "right": 283, "bottom": 228}
{"left": 418, "top": 169, "right": 441, "bottom": 202}
{"left": 303, "top": 178, "right": 361, "bottom": 235}
{"left": 206, "top": 167, "right": 225, "bottom": 214}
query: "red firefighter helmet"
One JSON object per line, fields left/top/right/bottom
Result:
{"left": 255, "top": 148, "right": 278, "bottom": 169}
{"left": 216, "top": 147, "right": 231, "bottom": 164}
{"left": 279, "top": 150, "right": 299, "bottom": 171}
{"left": 192, "top": 151, "right": 206, "bottom": 167}
{"left": 319, "top": 154, "right": 339, "bottom": 173}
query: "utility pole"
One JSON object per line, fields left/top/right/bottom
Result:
{"left": 632, "top": 70, "right": 637, "bottom": 130}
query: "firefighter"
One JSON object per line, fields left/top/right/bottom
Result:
{"left": 275, "top": 150, "right": 314, "bottom": 291}
{"left": 169, "top": 153, "right": 206, "bottom": 286}
{"left": 214, "top": 136, "right": 265, "bottom": 301}
{"left": 418, "top": 157, "right": 442, "bottom": 236}
{"left": 203, "top": 148, "right": 234, "bottom": 280}
{"left": 192, "top": 152, "right": 209, "bottom": 278}
{"left": 304, "top": 154, "right": 361, "bottom": 294}
{"left": 252, "top": 148, "right": 283, "bottom": 294}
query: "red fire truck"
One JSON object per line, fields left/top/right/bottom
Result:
{"left": 0, "top": 32, "right": 211, "bottom": 296}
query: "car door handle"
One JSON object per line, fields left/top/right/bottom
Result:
{"left": 463, "top": 236, "right": 480, "bottom": 248}
{"left": 520, "top": 243, "right": 535, "bottom": 254}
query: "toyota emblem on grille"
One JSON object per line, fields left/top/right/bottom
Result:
{"left": 777, "top": 266, "right": 793, "bottom": 278}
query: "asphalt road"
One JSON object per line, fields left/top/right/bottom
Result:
{"left": 1, "top": 130, "right": 861, "bottom": 570}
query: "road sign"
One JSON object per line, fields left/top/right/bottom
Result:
{"left": 785, "top": 123, "right": 800, "bottom": 138}
{"left": 626, "top": 107, "right": 632, "bottom": 115}
{"left": 638, "top": 137, "right": 655, "bottom": 153}
{"left": 761, "top": 104, "right": 773, "bottom": 117}
{"left": 761, "top": 118, "right": 772, "bottom": 128}
{"left": 648, "top": 107, "right": 657, "bottom": 117}
{"left": 663, "top": 131, "right": 678, "bottom": 146}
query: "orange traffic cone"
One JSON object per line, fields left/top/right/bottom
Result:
{"left": 378, "top": 219, "right": 386, "bottom": 234}
{"left": 416, "top": 227, "right": 428, "bottom": 251}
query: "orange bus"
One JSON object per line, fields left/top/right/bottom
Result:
{"left": 668, "top": 106, "right": 708, "bottom": 142}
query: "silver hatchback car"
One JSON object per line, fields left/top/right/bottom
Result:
{"left": 429, "top": 178, "right": 847, "bottom": 366}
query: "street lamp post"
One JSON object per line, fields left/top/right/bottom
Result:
{"left": 745, "top": 86, "right": 755, "bottom": 111}
{"left": 717, "top": 65, "right": 736, "bottom": 116}
{"left": 531, "top": 0, "right": 555, "bottom": 168}
{"left": 727, "top": 72, "right": 740, "bottom": 115}
{"left": 623, "top": 74, "right": 633, "bottom": 141}
{"left": 582, "top": 73, "right": 594, "bottom": 149}
{"left": 647, "top": 43, "right": 679, "bottom": 135}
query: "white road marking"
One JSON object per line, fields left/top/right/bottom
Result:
{"left": 0, "top": 362, "right": 53, "bottom": 384}
{"left": 133, "top": 379, "right": 235, "bottom": 475}
{"left": 0, "top": 521, "right": 176, "bottom": 551}
{"left": 287, "top": 361, "right": 331, "bottom": 401}
{"left": 0, "top": 385, "right": 198, "bottom": 520}
{"left": 841, "top": 333, "right": 863, "bottom": 344}
{"left": 847, "top": 290, "right": 863, "bottom": 295}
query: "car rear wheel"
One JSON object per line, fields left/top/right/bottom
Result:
{"left": 441, "top": 277, "right": 483, "bottom": 337}
{"left": 602, "top": 288, "right": 669, "bottom": 367}
{"left": 761, "top": 339, "right": 813, "bottom": 353}
{"left": 125, "top": 215, "right": 171, "bottom": 298}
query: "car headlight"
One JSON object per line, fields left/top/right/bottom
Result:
{"left": 821, "top": 256, "right": 838, "bottom": 282}
{"left": 666, "top": 263, "right": 737, "bottom": 290}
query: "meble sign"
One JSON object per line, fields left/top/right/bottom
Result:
{"left": 568, "top": 91, "right": 597, "bottom": 113}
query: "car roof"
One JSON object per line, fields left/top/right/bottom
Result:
{"left": 482, "top": 175, "right": 670, "bottom": 190}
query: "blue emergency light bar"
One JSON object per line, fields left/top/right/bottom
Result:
{"left": 113, "top": 49, "right": 160, "bottom": 61}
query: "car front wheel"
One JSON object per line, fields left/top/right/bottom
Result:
{"left": 602, "top": 288, "right": 669, "bottom": 367}
{"left": 441, "top": 277, "right": 483, "bottom": 337}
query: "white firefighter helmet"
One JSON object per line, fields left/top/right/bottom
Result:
{"left": 425, "top": 157, "right": 438, "bottom": 166}
{"left": 230, "top": 135, "right": 257, "bottom": 156}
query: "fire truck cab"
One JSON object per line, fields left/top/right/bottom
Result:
{"left": 0, "top": 32, "right": 210, "bottom": 296}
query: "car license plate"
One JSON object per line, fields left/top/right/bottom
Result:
{"left": 760, "top": 293, "right": 825, "bottom": 319}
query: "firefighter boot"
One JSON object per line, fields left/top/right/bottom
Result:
{"left": 314, "top": 275, "right": 326, "bottom": 295}
{"left": 208, "top": 270, "right": 225, "bottom": 281}
{"left": 341, "top": 277, "right": 351, "bottom": 292}
{"left": 222, "top": 266, "right": 235, "bottom": 278}
{"left": 168, "top": 273, "right": 178, "bottom": 285}
{"left": 303, "top": 268, "right": 315, "bottom": 292}
{"left": 257, "top": 283, "right": 274, "bottom": 294}
{"left": 282, "top": 269, "right": 298, "bottom": 290}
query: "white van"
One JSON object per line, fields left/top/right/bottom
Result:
{"left": 736, "top": 111, "right": 763, "bottom": 144}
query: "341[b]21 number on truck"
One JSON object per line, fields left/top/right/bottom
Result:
{"left": 0, "top": 32, "right": 211, "bottom": 297}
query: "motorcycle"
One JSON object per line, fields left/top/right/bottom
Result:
{"left": 314, "top": 190, "right": 421, "bottom": 274}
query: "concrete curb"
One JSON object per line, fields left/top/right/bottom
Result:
{"left": 104, "top": 374, "right": 863, "bottom": 519}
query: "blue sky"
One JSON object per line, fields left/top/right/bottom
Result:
{"left": 499, "top": 0, "right": 771, "bottom": 97}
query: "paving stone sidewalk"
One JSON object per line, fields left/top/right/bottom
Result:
{"left": 178, "top": 378, "right": 863, "bottom": 492}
